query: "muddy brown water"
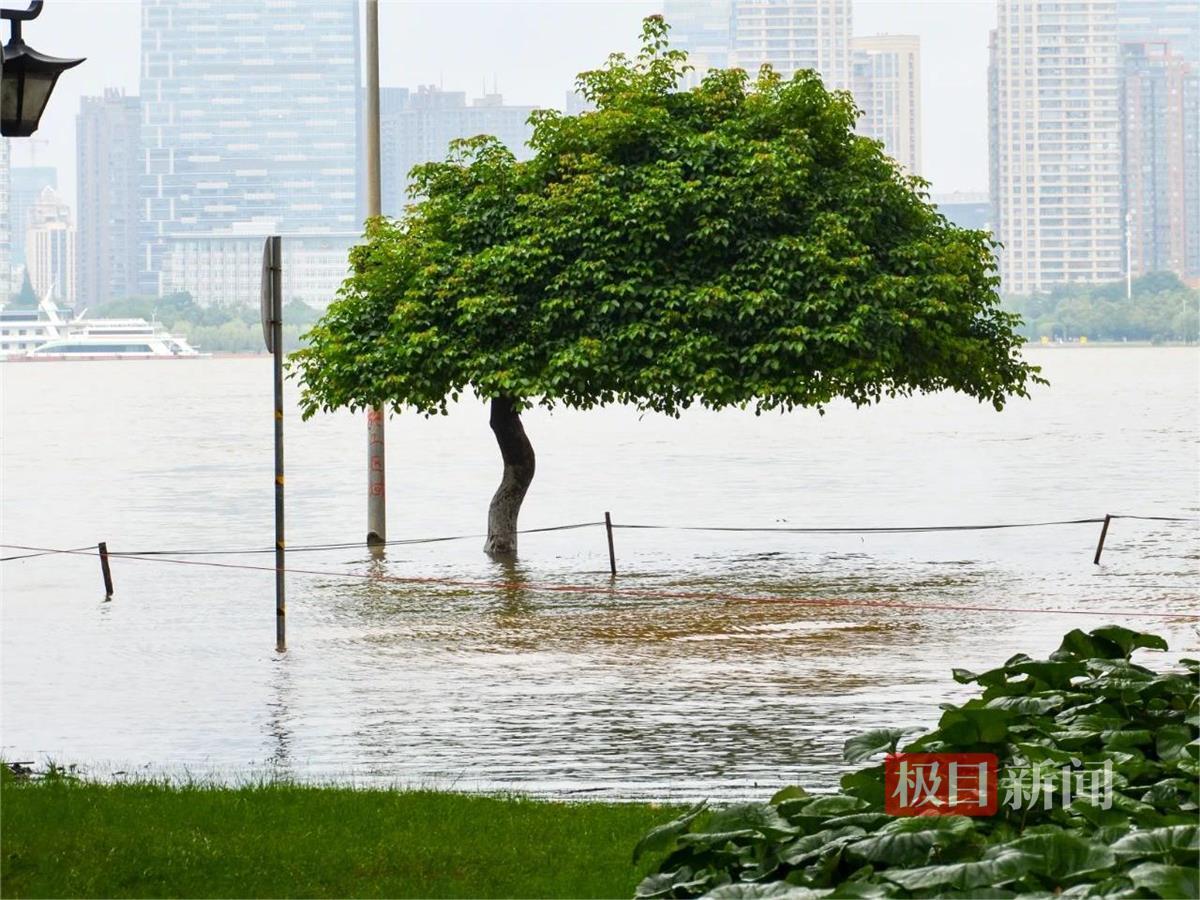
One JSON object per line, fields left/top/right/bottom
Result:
{"left": 2, "top": 347, "right": 1196, "bottom": 799}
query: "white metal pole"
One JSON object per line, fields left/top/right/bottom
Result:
{"left": 365, "top": 0, "right": 386, "bottom": 545}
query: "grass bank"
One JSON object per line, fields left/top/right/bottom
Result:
{"left": 0, "top": 775, "right": 679, "bottom": 898}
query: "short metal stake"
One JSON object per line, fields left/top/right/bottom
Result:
{"left": 604, "top": 512, "right": 617, "bottom": 578}
{"left": 98, "top": 541, "right": 114, "bottom": 598}
{"left": 1093, "top": 514, "right": 1112, "bottom": 565}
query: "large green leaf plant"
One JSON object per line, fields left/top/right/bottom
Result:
{"left": 636, "top": 626, "right": 1199, "bottom": 898}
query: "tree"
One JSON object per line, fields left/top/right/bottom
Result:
{"left": 293, "top": 17, "right": 1041, "bottom": 556}
{"left": 7, "top": 271, "right": 39, "bottom": 309}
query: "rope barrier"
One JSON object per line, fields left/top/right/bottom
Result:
{"left": 3, "top": 543, "right": 1197, "bottom": 620}
{"left": 616, "top": 518, "right": 1110, "bottom": 534}
{"left": 615, "top": 514, "right": 1197, "bottom": 535}
{"left": 3, "top": 514, "right": 1193, "bottom": 562}
{"left": 95, "top": 521, "right": 607, "bottom": 558}
{"left": 0, "top": 545, "right": 93, "bottom": 562}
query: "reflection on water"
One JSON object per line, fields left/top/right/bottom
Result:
{"left": 1, "top": 348, "right": 1198, "bottom": 799}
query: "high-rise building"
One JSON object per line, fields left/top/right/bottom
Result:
{"left": 1117, "top": 0, "right": 1200, "bottom": 62}
{"left": 379, "top": 86, "right": 536, "bottom": 216}
{"left": 731, "top": 0, "right": 852, "bottom": 90}
{"left": 988, "top": 0, "right": 1124, "bottom": 294}
{"left": 664, "top": 0, "right": 733, "bottom": 84}
{"left": 76, "top": 90, "right": 143, "bottom": 305}
{"left": 0, "top": 140, "right": 10, "bottom": 301}
{"left": 25, "top": 186, "right": 75, "bottom": 304}
{"left": 1121, "top": 41, "right": 1199, "bottom": 278}
{"left": 140, "top": 0, "right": 361, "bottom": 295}
{"left": 8, "top": 166, "right": 56, "bottom": 268}
{"left": 988, "top": 29, "right": 1002, "bottom": 244}
{"left": 850, "top": 34, "right": 922, "bottom": 176}
{"left": 662, "top": 1, "right": 853, "bottom": 91}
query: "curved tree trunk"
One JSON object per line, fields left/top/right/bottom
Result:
{"left": 484, "top": 397, "right": 535, "bottom": 557}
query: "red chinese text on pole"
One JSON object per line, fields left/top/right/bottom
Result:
{"left": 367, "top": 406, "right": 386, "bottom": 504}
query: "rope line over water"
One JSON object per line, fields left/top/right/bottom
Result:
{"left": 2, "top": 514, "right": 1193, "bottom": 560}
{"left": 1, "top": 542, "right": 1197, "bottom": 621}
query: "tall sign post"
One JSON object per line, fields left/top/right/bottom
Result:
{"left": 261, "top": 235, "right": 285, "bottom": 652}
{"left": 365, "top": 0, "right": 386, "bottom": 546}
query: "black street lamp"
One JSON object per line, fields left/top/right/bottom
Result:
{"left": 1, "top": 1, "right": 83, "bottom": 137}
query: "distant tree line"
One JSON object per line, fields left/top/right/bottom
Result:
{"left": 1004, "top": 272, "right": 1198, "bottom": 343}
{"left": 6, "top": 271, "right": 39, "bottom": 309}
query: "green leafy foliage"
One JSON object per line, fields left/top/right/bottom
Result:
{"left": 636, "top": 627, "right": 1199, "bottom": 898}
{"left": 293, "top": 16, "right": 1040, "bottom": 421}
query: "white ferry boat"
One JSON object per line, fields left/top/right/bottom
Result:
{"left": 0, "top": 295, "right": 203, "bottom": 360}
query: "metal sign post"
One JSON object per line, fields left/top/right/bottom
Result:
{"left": 261, "top": 235, "right": 285, "bottom": 652}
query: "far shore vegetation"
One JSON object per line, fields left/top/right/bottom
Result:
{"left": 1004, "top": 271, "right": 1199, "bottom": 344}
{"left": 6, "top": 268, "right": 1196, "bottom": 357}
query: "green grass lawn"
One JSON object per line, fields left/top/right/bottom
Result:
{"left": 0, "top": 774, "right": 680, "bottom": 898}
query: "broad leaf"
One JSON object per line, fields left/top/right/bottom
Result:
{"left": 801, "top": 795, "right": 870, "bottom": 817}
{"left": 1111, "top": 825, "right": 1199, "bottom": 863}
{"left": 935, "top": 707, "right": 1015, "bottom": 745}
{"left": 845, "top": 815, "right": 975, "bottom": 867}
{"left": 1003, "top": 832, "right": 1116, "bottom": 882}
{"left": 705, "top": 884, "right": 833, "bottom": 899}
{"left": 1154, "top": 725, "right": 1194, "bottom": 763}
{"left": 882, "top": 848, "right": 1036, "bottom": 891}
{"left": 632, "top": 800, "right": 707, "bottom": 862}
{"left": 1090, "top": 626, "right": 1169, "bottom": 658}
{"left": 843, "top": 729, "right": 919, "bottom": 764}
{"left": 780, "top": 827, "right": 867, "bottom": 866}
{"left": 1126, "top": 862, "right": 1199, "bottom": 899}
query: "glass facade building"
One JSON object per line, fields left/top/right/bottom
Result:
{"left": 1121, "top": 41, "right": 1199, "bottom": 278}
{"left": 379, "top": 87, "right": 536, "bottom": 217}
{"left": 140, "top": 0, "right": 361, "bottom": 294}
{"left": 1117, "top": 0, "right": 1200, "bottom": 62}
{"left": 77, "top": 90, "right": 144, "bottom": 305}
{"left": 850, "top": 34, "right": 922, "bottom": 176}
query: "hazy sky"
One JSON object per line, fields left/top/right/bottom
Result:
{"left": 22, "top": 0, "right": 995, "bottom": 209}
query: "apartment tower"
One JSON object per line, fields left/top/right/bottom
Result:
{"left": 1121, "top": 41, "right": 1199, "bottom": 278}
{"left": 731, "top": 0, "right": 852, "bottom": 89}
{"left": 850, "top": 34, "right": 922, "bottom": 176}
{"left": 989, "top": 0, "right": 1124, "bottom": 294}
{"left": 25, "top": 186, "right": 75, "bottom": 304}
{"left": 76, "top": 90, "right": 143, "bottom": 305}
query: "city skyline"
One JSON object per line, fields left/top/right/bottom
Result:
{"left": 22, "top": 0, "right": 996, "bottom": 213}
{"left": 5, "top": 0, "right": 1197, "bottom": 305}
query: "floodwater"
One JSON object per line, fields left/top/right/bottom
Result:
{"left": 1, "top": 348, "right": 1197, "bottom": 800}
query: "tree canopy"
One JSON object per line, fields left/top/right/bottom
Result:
{"left": 294, "top": 16, "right": 1040, "bottom": 420}
{"left": 7, "top": 271, "right": 39, "bottom": 310}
